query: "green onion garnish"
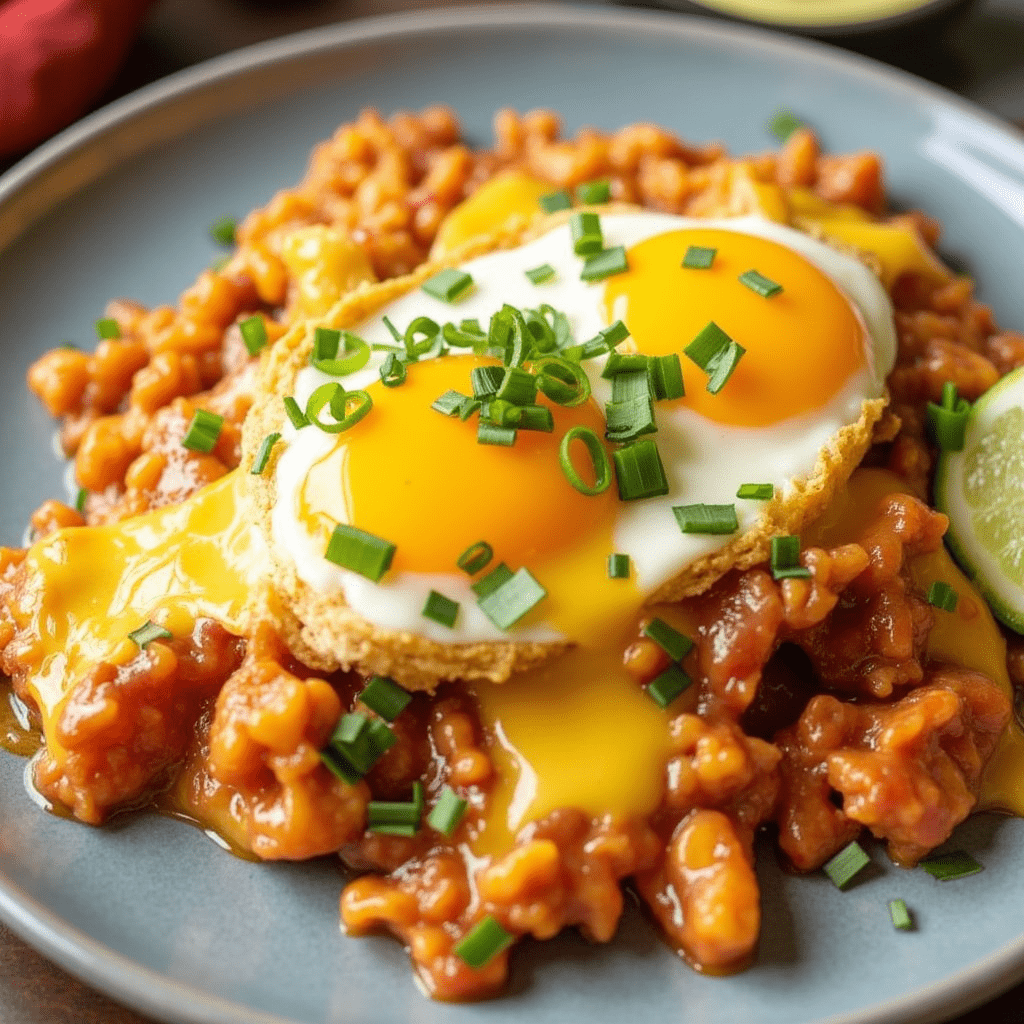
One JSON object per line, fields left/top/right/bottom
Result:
{"left": 823, "top": 840, "right": 871, "bottom": 890}
{"left": 768, "top": 110, "right": 804, "bottom": 142}
{"left": 581, "top": 246, "right": 628, "bottom": 282}
{"left": 471, "top": 365, "right": 506, "bottom": 399}
{"left": 240, "top": 315, "right": 268, "bottom": 356}
{"left": 325, "top": 524, "right": 396, "bottom": 581}
{"left": 306, "top": 382, "right": 373, "bottom": 433}
{"left": 320, "top": 746, "right": 362, "bottom": 785}
{"left": 458, "top": 397, "right": 481, "bottom": 421}
{"left": 650, "top": 354, "right": 685, "bottom": 401}
{"left": 403, "top": 316, "right": 442, "bottom": 361}
{"left": 359, "top": 676, "right": 411, "bottom": 722}
{"left": 380, "top": 352, "right": 406, "bottom": 388}
{"left": 570, "top": 211, "right": 603, "bottom": 256}
{"left": 643, "top": 618, "right": 694, "bottom": 662}
{"left": 926, "top": 580, "right": 959, "bottom": 612}
{"left": 771, "top": 535, "right": 812, "bottom": 580}
{"left": 737, "top": 483, "right": 774, "bottom": 500}
{"left": 472, "top": 563, "right": 513, "bottom": 598}
{"left": 707, "top": 340, "right": 745, "bottom": 394}
{"left": 478, "top": 422, "right": 517, "bottom": 447}
{"left": 684, "top": 321, "right": 746, "bottom": 394}
{"left": 428, "top": 785, "right": 469, "bottom": 837}
{"left": 918, "top": 850, "right": 982, "bottom": 881}
{"left": 432, "top": 389, "right": 470, "bottom": 417}
{"left": 576, "top": 179, "right": 611, "bottom": 204}
{"left": 251, "top": 432, "right": 281, "bottom": 475}
{"left": 602, "top": 352, "right": 649, "bottom": 379}
{"left": 181, "top": 409, "right": 224, "bottom": 453}
{"left": 516, "top": 405, "right": 554, "bottom": 432}
{"left": 283, "top": 396, "right": 309, "bottom": 429}
{"left": 367, "top": 782, "right": 424, "bottom": 836}
{"left": 497, "top": 366, "right": 538, "bottom": 406}
{"left": 422, "top": 590, "right": 459, "bottom": 628}
{"left": 560, "top": 426, "right": 612, "bottom": 496}
{"left": 453, "top": 916, "right": 515, "bottom": 969}
{"left": 605, "top": 369, "right": 656, "bottom": 443}
{"left": 534, "top": 356, "right": 591, "bottom": 407}
{"left": 607, "top": 553, "right": 630, "bottom": 579}
{"left": 95, "top": 318, "right": 120, "bottom": 339}
{"left": 75, "top": 487, "right": 87, "bottom": 514}
{"left": 539, "top": 190, "right": 572, "bottom": 213}
{"left": 926, "top": 381, "right": 971, "bottom": 452}
{"left": 889, "top": 899, "right": 913, "bottom": 931}
{"left": 673, "top": 503, "right": 739, "bottom": 535}
{"left": 311, "top": 327, "right": 371, "bottom": 376}
{"left": 739, "top": 269, "right": 784, "bottom": 298}
{"left": 128, "top": 620, "right": 173, "bottom": 648}
{"left": 209, "top": 216, "right": 237, "bottom": 246}
{"left": 646, "top": 664, "right": 692, "bottom": 709}
{"left": 478, "top": 567, "right": 546, "bottom": 630}
{"left": 443, "top": 319, "right": 486, "bottom": 349}
{"left": 422, "top": 268, "right": 474, "bottom": 303}
{"left": 525, "top": 264, "right": 556, "bottom": 285}
{"left": 382, "top": 315, "right": 404, "bottom": 346}
{"left": 613, "top": 439, "right": 670, "bottom": 501}
{"left": 322, "top": 712, "right": 397, "bottom": 781}
{"left": 457, "top": 541, "right": 493, "bottom": 576}
{"left": 682, "top": 245, "right": 717, "bottom": 270}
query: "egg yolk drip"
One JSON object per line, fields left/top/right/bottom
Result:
{"left": 603, "top": 228, "right": 869, "bottom": 427}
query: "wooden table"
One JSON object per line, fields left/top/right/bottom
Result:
{"left": 2, "top": 0, "right": 1024, "bottom": 1020}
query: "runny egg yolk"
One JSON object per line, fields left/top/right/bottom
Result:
{"left": 603, "top": 228, "right": 869, "bottom": 427}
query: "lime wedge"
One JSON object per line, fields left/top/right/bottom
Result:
{"left": 936, "top": 366, "right": 1024, "bottom": 633}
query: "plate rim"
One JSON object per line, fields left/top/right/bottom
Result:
{"left": 1, "top": 5, "right": 1024, "bottom": 1023}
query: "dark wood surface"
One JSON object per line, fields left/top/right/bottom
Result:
{"left": 3, "top": 0, "right": 1024, "bottom": 1021}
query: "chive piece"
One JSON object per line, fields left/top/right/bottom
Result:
{"left": 926, "top": 381, "right": 971, "bottom": 452}
{"left": 432, "top": 389, "right": 470, "bottom": 416}
{"left": 576, "top": 178, "right": 611, "bottom": 204}
{"left": 380, "top": 352, "right": 407, "bottom": 388}
{"left": 423, "top": 590, "right": 459, "bottom": 628}
{"left": 919, "top": 850, "right": 983, "bottom": 881}
{"left": 478, "top": 568, "right": 546, "bottom": 630}
{"left": 643, "top": 618, "right": 694, "bottom": 662}
{"left": 320, "top": 745, "right": 362, "bottom": 785}
{"left": 324, "top": 524, "right": 396, "bottom": 581}
{"left": 366, "top": 717, "right": 399, "bottom": 762}
{"left": 823, "top": 841, "right": 871, "bottom": 890}
{"left": 209, "top": 216, "right": 237, "bottom": 246}
{"left": 560, "top": 426, "right": 612, "bottom": 496}
{"left": 768, "top": 109, "right": 804, "bottom": 142}
{"left": 682, "top": 245, "right": 717, "bottom": 270}
{"left": 367, "top": 783, "right": 424, "bottom": 836}
{"left": 74, "top": 487, "right": 87, "bottom": 514}
{"left": 181, "top": 409, "right": 224, "bottom": 453}
{"left": 525, "top": 263, "right": 557, "bottom": 285}
{"left": 570, "top": 211, "right": 603, "bottom": 256}
{"left": 605, "top": 368, "right": 657, "bottom": 443}
{"left": 305, "top": 382, "right": 373, "bottom": 433}
{"left": 737, "top": 483, "right": 774, "bottom": 500}
{"left": 283, "top": 396, "right": 309, "bottom": 429}
{"left": 539, "top": 189, "right": 572, "bottom": 213}
{"left": 927, "top": 580, "right": 959, "bottom": 612}
{"left": 739, "top": 269, "right": 784, "bottom": 298}
{"left": 685, "top": 321, "right": 733, "bottom": 371}
{"left": 602, "top": 352, "right": 649, "bottom": 379}
{"left": 516, "top": 405, "right": 555, "bottom": 432}
{"left": 454, "top": 916, "right": 515, "bottom": 969}
{"left": 422, "top": 267, "right": 474, "bottom": 303}
{"left": 497, "top": 367, "right": 538, "bottom": 406}
{"left": 428, "top": 786, "right": 469, "bottom": 837}
{"left": 614, "top": 439, "right": 670, "bottom": 501}
{"left": 403, "top": 316, "right": 442, "bottom": 362}
{"left": 359, "top": 676, "right": 411, "bottom": 722}
{"left": 673, "top": 503, "right": 739, "bottom": 535}
{"left": 471, "top": 365, "right": 506, "bottom": 399}
{"left": 471, "top": 563, "right": 513, "bottom": 599}
{"left": 771, "top": 535, "right": 812, "bottom": 580}
{"left": 581, "top": 246, "right": 628, "bottom": 281}
{"left": 457, "top": 541, "right": 493, "bottom": 576}
{"left": 311, "top": 327, "right": 371, "bottom": 376}
{"left": 706, "top": 340, "right": 745, "bottom": 394}
{"left": 324, "top": 712, "right": 397, "bottom": 779}
{"left": 95, "top": 318, "right": 120, "bottom": 339}
{"left": 646, "top": 664, "right": 693, "bottom": 709}
{"left": 650, "top": 354, "right": 685, "bottom": 401}
{"left": 239, "top": 315, "right": 268, "bottom": 356}
{"left": 608, "top": 553, "right": 630, "bottom": 579}
{"left": 128, "top": 620, "right": 173, "bottom": 648}
{"left": 251, "top": 432, "right": 281, "bottom": 475}
{"left": 382, "top": 315, "right": 404, "bottom": 346}
{"left": 458, "top": 397, "right": 481, "bottom": 421}
{"left": 478, "top": 422, "right": 517, "bottom": 447}
{"left": 889, "top": 899, "right": 913, "bottom": 931}
{"left": 534, "top": 356, "right": 591, "bottom": 408}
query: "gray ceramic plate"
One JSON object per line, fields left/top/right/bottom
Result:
{"left": 2, "top": 6, "right": 1024, "bottom": 1023}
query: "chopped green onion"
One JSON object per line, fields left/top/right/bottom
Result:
{"left": 380, "top": 352, "right": 407, "bottom": 388}
{"left": 737, "top": 483, "right": 774, "bottom": 500}
{"left": 95, "top": 318, "right": 120, "bottom": 339}
{"left": 432, "top": 389, "right": 470, "bottom": 417}
{"left": 251, "top": 432, "right": 281, "bottom": 475}
{"left": 918, "top": 850, "right": 982, "bottom": 881}
{"left": 643, "top": 618, "right": 694, "bottom": 662}
{"left": 325, "top": 524, "right": 396, "bottom": 581}
{"left": 209, "top": 216, "right": 237, "bottom": 246}
{"left": 367, "top": 782, "right": 424, "bottom": 836}
{"left": 685, "top": 321, "right": 746, "bottom": 394}
{"left": 306, "top": 382, "right": 373, "bottom": 433}
{"left": 283, "top": 396, "right": 309, "bottom": 429}
{"left": 457, "top": 541, "right": 493, "bottom": 576}
{"left": 75, "top": 487, "right": 87, "bottom": 514}
{"left": 602, "top": 352, "right": 649, "bottom": 379}
{"left": 403, "top": 316, "right": 442, "bottom": 361}
{"left": 889, "top": 899, "right": 913, "bottom": 931}
{"left": 525, "top": 264, "right": 557, "bottom": 285}
{"left": 453, "top": 916, "right": 514, "bottom": 969}
{"left": 181, "top": 409, "right": 224, "bottom": 453}
{"left": 613, "top": 439, "right": 670, "bottom": 501}
{"left": 382, "top": 315, "right": 404, "bottom": 346}
{"left": 359, "top": 676, "right": 411, "bottom": 722}
{"left": 768, "top": 110, "right": 804, "bottom": 142}
{"left": 471, "top": 365, "right": 505, "bottom": 399}
{"left": 320, "top": 745, "right": 362, "bottom": 785}
{"left": 739, "top": 269, "right": 784, "bottom": 298}
{"left": 128, "top": 620, "right": 173, "bottom": 648}
{"left": 478, "top": 421, "right": 517, "bottom": 446}
{"left": 606, "top": 369, "right": 656, "bottom": 442}
{"left": 581, "top": 246, "right": 628, "bottom": 282}
{"left": 497, "top": 367, "right": 538, "bottom": 406}
{"left": 323, "top": 713, "right": 397, "bottom": 778}
{"left": 650, "top": 354, "right": 685, "bottom": 401}
{"left": 472, "top": 562, "right": 513, "bottom": 598}
{"left": 926, "top": 381, "right": 971, "bottom": 452}
{"left": 516, "top": 405, "right": 554, "bottom": 432}
{"left": 478, "top": 567, "right": 546, "bottom": 630}
{"left": 673, "top": 503, "right": 738, "bottom": 535}
{"left": 534, "top": 356, "right": 591, "bottom": 407}
{"left": 311, "top": 327, "right": 371, "bottom": 376}
{"left": 458, "top": 397, "right": 481, "bottom": 421}
{"left": 239, "top": 315, "right": 268, "bottom": 356}
{"left": 771, "top": 535, "right": 812, "bottom": 580}
{"left": 823, "top": 840, "right": 871, "bottom": 890}
{"left": 608, "top": 553, "right": 630, "bottom": 579}
{"left": 646, "top": 664, "right": 693, "bottom": 709}
{"left": 428, "top": 786, "right": 469, "bottom": 837}
{"left": 422, "top": 590, "right": 459, "bottom": 628}
{"left": 576, "top": 178, "right": 611, "bottom": 204}
{"left": 570, "top": 211, "right": 603, "bottom": 256}
{"left": 422, "top": 268, "right": 474, "bottom": 303}
{"left": 539, "top": 190, "right": 572, "bottom": 213}
{"left": 927, "top": 580, "right": 959, "bottom": 612}
{"left": 443, "top": 319, "right": 486, "bottom": 349}
{"left": 682, "top": 245, "right": 717, "bottom": 270}
{"left": 706, "top": 340, "right": 745, "bottom": 394}
{"left": 560, "top": 426, "right": 612, "bottom": 496}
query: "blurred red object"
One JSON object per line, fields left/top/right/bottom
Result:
{"left": 0, "top": 0, "right": 155, "bottom": 159}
